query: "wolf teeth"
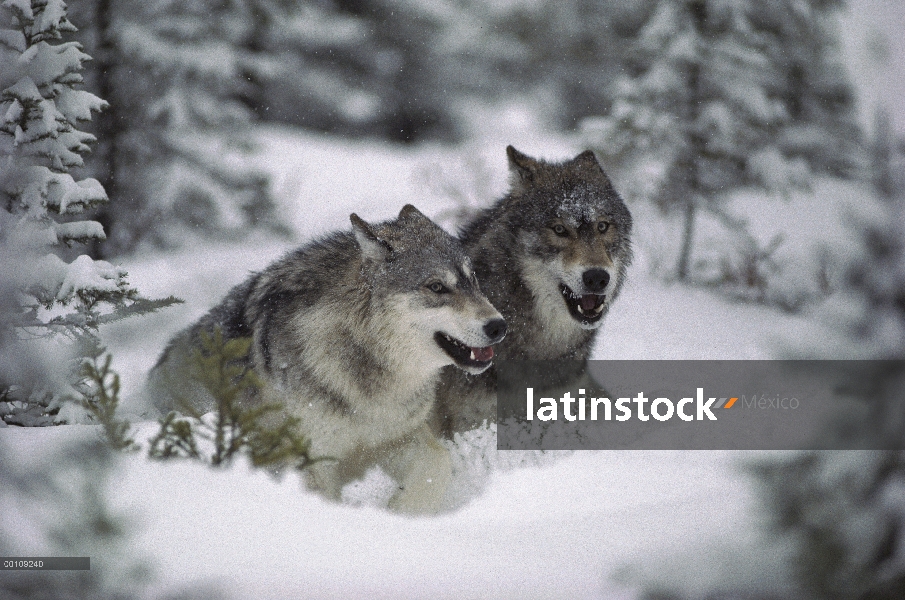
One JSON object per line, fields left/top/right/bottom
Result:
{"left": 469, "top": 350, "right": 476, "bottom": 361}
{"left": 443, "top": 333, "right": 467, "bottom": 350}
{"left": 576, "top": 304, "right": 606, "bottom": 317}
{"left": 560, "top": 286, "right": 580, "bottom": 300}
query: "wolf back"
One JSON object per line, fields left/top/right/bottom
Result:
{"left": 432, "top": 146, "right": 633, "bottom": 437}
{"left": 147, "top": 204, "right": 506, "bottom": 513}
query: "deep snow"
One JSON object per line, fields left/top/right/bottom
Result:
{"left": 3, "top": 1, "right": 904, "bottom": 596}
{"left": 1, "top": 124, "right": 842, "bottom": 599}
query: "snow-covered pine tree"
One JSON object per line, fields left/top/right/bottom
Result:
{"left": 632, "top": 117, "right": 905, "bottom": 600}
{"left": 486, "top": 0, "right": 644, "bottom": 130}
{"left": 0, "top": 439, "right": 151, "bottom": 598}
{"left": 231, "top": 0, "right": 411, "bottom": 139}
{"left": 248, "top": 0, "right": 540, "bottom": 142}
{"left": 586, "top": 0, "right": 860, "bottom": 280}
{"left": 70, "top": 0, "right": 282, "bottom": 255}
{"left": 759, "top": 0, "right": 862, "bottom": 179}
{"left": 750, "top": 155, "right": 905, "bottom": 598}
{"left": 0, "top": 0, "right": 177, "bottom": 426}
{"left": 309, "top": 0, "right": 470, "bottom": 142}
{"left": 76, "top": 0, "right": 641, "bottom": 149}
{"left": 225, "top": 0, "right": 400, "bottom": 139}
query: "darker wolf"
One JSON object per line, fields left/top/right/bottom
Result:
{"left": 147, "top": 205, "right": 506, "bottom": 513}
{"left": 432, "top": 146, "right": 633, "bottom": 437}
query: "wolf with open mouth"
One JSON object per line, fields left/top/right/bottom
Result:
{"left": 147, "top": 204, "right": 505, "bottom": 513}
{"left": 431, "top": 146, "right": 632, "bottom": 437}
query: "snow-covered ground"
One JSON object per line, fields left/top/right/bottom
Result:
{"left": 3, "top": 0, "right": 903, "bottom": 595}
{"left": 0, "top": 126, "right": 858, "bottom": 598}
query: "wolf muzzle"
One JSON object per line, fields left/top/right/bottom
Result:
{"left": 483, "top": 318, "right": 507, "bottom": 345}
{"left": 582, "top": 269, "right": 610, "bottom": 294}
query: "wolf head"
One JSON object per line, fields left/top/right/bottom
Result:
{"left": 350, "top": 205, "right": 506, "bottom": 375}
{"left": 502, "top": 146, "right": 633, "bottom": 331}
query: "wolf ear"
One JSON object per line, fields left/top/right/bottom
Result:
{"left": 571, "top": 149, "right": 610, "bottom": 179}
{"left": 350, "top": 213, "right": 391, "bottom": 261}
{"left": 397, "top": 204, "right": 433, "bottom": 226}
{"left": 506, "top": 145, "right": 541, "bottom": 194}
{"left": 572, "top": 150, "right": 601, "bottom": 169}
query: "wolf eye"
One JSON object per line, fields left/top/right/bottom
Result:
{"left": 552, "top": 224, "right": 568, "bottom": 237}
{"left": 597, "top": 221, "right": 610, "bottom": 233}
{"left": 427, "top": 282, "right": 449, "bottom": 294}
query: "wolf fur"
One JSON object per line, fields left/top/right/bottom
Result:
{"left": 432, "top": 146, "right": 633, "bottom": 437}
{"left": 147, "top": 205, "right": 506, "bottom": 514}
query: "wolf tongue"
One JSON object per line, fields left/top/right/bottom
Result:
{"left": 580, "top": 295, "right": 599, "bottom": 311}
{"left": 471, "top": 346, "right": 494, "bottom": 362}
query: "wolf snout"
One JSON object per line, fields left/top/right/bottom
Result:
{"left": 483, "top": 318, "right": 507, "bottom": 344}
{"left": 582, "top": 268, "right": 610, "bottom": 294}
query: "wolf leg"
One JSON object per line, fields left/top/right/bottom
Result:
{"left": 381, "top": 424, "right": 452, "bottom": 515}
{"left": 145, "top": 337, "right": 218, "bottom": 418}
{"left": 304, "top": 460, "right": 343, "bottom": 502}
{"left": 432, "top": 368, "right": 497, "bottom": 438}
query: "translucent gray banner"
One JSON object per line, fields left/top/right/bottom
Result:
{"left": 496, "top": 360, "right": 905, "bottom": 450}
{"left": 0, "top": 557, "right": 90, "bottom": 570}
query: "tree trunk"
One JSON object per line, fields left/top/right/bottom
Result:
{"left": 89, "top": 0, "right": 118, "bottom": 258}
{"left": 676, "top": 197, "right": 696, "bottom": 280}
{"left": 676, "top": 0, "right": 706, "bottom": 281}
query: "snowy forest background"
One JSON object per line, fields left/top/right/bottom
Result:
{"left": 1, "top": 0, "right": 905, "bottom": 598}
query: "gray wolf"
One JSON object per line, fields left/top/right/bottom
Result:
{"left": 147, "top": 205, "right": 506, "bottom": 514}
{"left": 431, "top": 146, "right": 633, "bottom": 437}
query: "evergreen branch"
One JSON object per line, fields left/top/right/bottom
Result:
{"left": 148, "top": 412, "right": 201, "bottom": 460}
{"left": 75, "top": 349, "right": 137, "bottom": 451}
{"left": 148, "top": 326, "right": 325, "bottom": 470}
{"left": 95, "top": 296, "right": 184, "bottom": 324}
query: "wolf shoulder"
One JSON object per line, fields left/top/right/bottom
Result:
{"left": 144, "top": 231, "right": 361, "bottom": 417}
